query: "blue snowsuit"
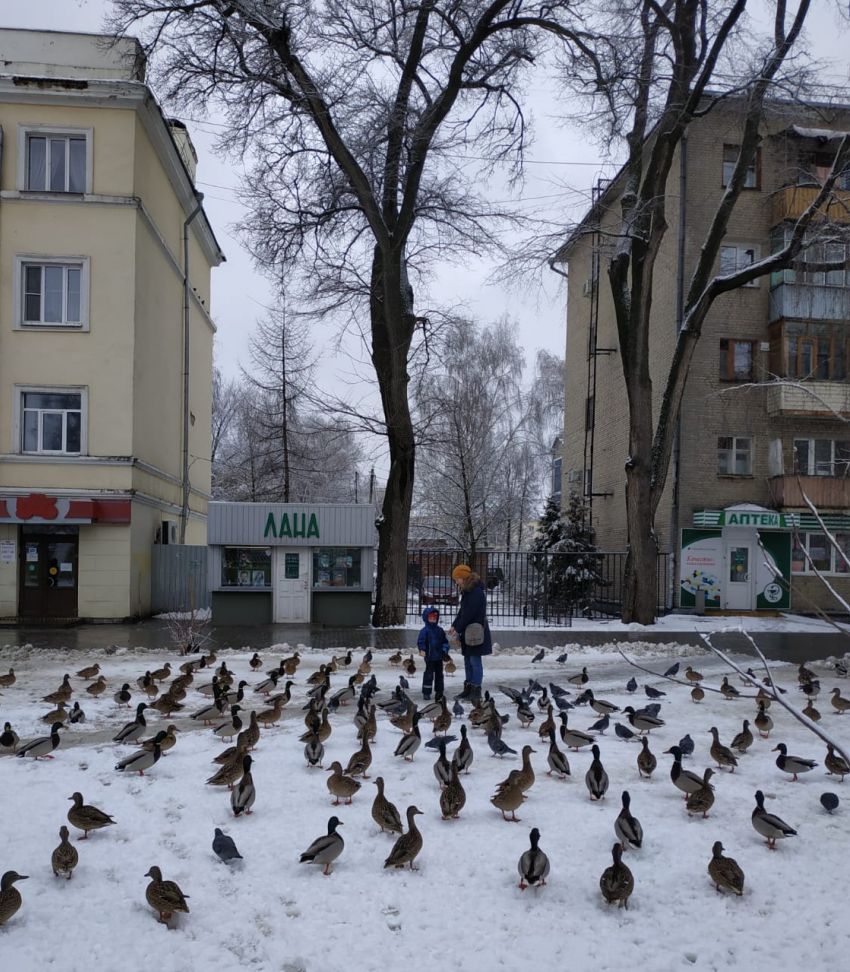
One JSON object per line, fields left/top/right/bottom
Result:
{"left": 417, "top": 607, "right": 450, "bottom": 699}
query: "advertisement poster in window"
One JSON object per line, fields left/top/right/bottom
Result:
{"left": 0, "top": 541, "right": 15, "bottom": 564}
{"left": 680, "top": 529, "right": 722, "bottom": 608}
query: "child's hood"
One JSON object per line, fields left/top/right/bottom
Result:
{"left": 421, "top": 607, "right": 441, "bottom": 624}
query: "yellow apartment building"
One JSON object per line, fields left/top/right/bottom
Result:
{"left": 0, "top": 28, "right": 224, "bottom": 620}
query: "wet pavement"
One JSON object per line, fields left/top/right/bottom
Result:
{"left": 0, "top": 618, "right": 848, "bottom": 664}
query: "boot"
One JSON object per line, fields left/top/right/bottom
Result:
{"left": 455, "top": 681, "right": 472, "bottom": 701}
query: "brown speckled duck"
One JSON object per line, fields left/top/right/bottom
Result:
{"left": 383, "top": 806, "right": 424, "bottom": 869}
{"left": 326, "top": 761, "right": 361, "bottom": 806}
{"left": 708, "top": 841, "right": 744, "bottom": 896}
{"left": 144, "top": 866, "right": 190, "bottom": 924}
{"left": 51, "top": 825, "right": 79, "bottom": 880}
{"left": 0, "top": 871, "right": 28, "bottom": 926}
{"left": 68, "top": 791, "right": 116, "bottom": 839}
{"left": 371, "top": 777, "right": 403, "bottom": 834}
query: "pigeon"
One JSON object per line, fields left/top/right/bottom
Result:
{"left": 498, "top": 685, "right": 523, "bottom": 703}
{"left": 615, "top": 722, "right": 636, "bottom": 741}
{"left": 556, "top": 652, "right": 569, "bottom": 664}
{"left": 399, "top": 676, "right": 409, "bottom": 690}
{"left": 678, "top": 733, "right": 695, "bottom": 758}
{"left": 528, "top": 679, "right": 544, "bottom": 694}
{"left": 821, "top": 792, "right": 839, "bottom": 814}
{"left": 663, "top": 662, "right": 680, "bottom": 678}
{"left": 574, "top": 690, "right": 592, "bottom": 706}
{"left": 364, "top": 650, "right": 373, "bottom": 663}
{"left": 549, "top": 682, "right": 569, "bottom": 698}
{"left": 626, "top": 677, "right": 638, "bottom": 694}
{"left": 425, "top": 735, "right": 458, "bottom": 751}
{"left": 554, "top": 695, "right": 574, "bottom": 712}
{"left": 588, "top": 714, "right": 610, "bottom": 734}
{"left": 487, "top": 731, "right": 517, "bottom": 758}
{"left": 639, "top": 703, "right": 662, "bottom": 718}
{"left": 531, "top": 648, "right": 545, "bottom": 664}
{"left": 212, "top": 828, "right": 243, "bottom": 864}
{"left": 645, "top": 685, "right": 666, "bottom": 700}
{"left": 453, "top": 700, "right": 464, "bottom": 717}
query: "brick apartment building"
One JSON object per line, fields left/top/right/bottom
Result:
{"left": 558, "top": 102, "right": 850, "bottom": 614}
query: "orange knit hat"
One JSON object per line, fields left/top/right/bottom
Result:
{"left": 451, "top": 564, "right": 472, "bottom": 582}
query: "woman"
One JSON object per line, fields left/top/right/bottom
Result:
{"left": 448, "top": 564, "right": 492, "bottom": 701}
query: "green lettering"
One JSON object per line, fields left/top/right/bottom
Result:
{"left": 264, "top": 512, "right": 277, "bottom": 538}
{"left": 280, "top": 513, "right": 292, "bottom": 538}
{"left": 728, "top": 514, "right": 738, "bottom": 525}
{"left": 293, "top": 513, "right": 306, "bottom": 538}
{"left": 307, "top": 513, "right": 320, "bottom": 538}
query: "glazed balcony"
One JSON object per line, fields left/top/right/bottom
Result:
{"left": 769, "top": 283, "right": 850, "bottom": 324}
{"left": 771, "top": 474, "right": 850, "bottom": 508}
{"left": 772, "top": 185, "right": 850, "bottom": 224}
{"left": 766, "top": 381, "right": 850, "bottom": 418}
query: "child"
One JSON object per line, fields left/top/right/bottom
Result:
{"left": 417, "top": 607, "right": 450, "bottom": 700}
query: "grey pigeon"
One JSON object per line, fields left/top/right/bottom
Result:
{"left": 639, "top": 703, "right": 662, "bottom": 718}
{"left": 645, "top": 685, "right": 666, "bottom": 700}
{"left": 626, "top": 677, "right": 638, "bottom": 694}
{"left": 425, "top": 734, "right": 458, "bottom": 750}
{"left": 588, "top": 714, "right": 610, "bottom": 734}
{"left": 487, "top": 730, "right": 517, "bottom": 757}
{"left": 213, "top": 828, "right": 243, "bottom": 864}
{"left": 663, "top": 662, "right": 680, "bottom": 678}
{"left": 549, "top": 682, "right": 569, "bottom": 698}
{"left": 554, "top": 695, "right": 574, "bottom": 711}
{"left": 399, "top": 675, "right": 409, "bottom": 690}
{"left": 678, "top": 733, "right": 695, "bottom": 758}
{"left": 453, "top": 699, "right": 464, "bottom": 717}
{"left": 498, "top": 684, "right": 523, "bottom": 703}
{"left": 531, "top": 648, "right": 545, "bottom": 663}
{"left": 528, "top": 679, "right": 544, "bottom": 693}
{"left": 821, "top": 792, "right": 839, "bottom": 814}
{"left": 364, "top": 650, "right": 373, "bottom": 663}
{"left": 556, "top": 652, "right": 569, "bottom": 664}
{"left": 615, "top": 722, "right": 635, "bottom": 741}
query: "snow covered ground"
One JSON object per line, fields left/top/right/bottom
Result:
{"left": 1, "top": 640, "right": 848, "bottom": 972}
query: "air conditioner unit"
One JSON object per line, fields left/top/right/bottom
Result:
{"left": 162, "top": 520, "right": 179, "bottom": 545}
{"left": 567, "top": 469, "right": 581, "bottom": 483}
{"left": 582, "top": 279, "right": 593, "bottom": 297}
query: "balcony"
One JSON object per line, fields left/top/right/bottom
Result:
{"left": 769, "top": 283, "right": 850, "bottom": 324}
{"left": 772, "top": 185, "right": 850, "bottom": 224}
{"left": 766, "top": 381, "right": 850, "bottom": 418}
{"left": 771, "top": 475, "right": 850, "bottom": 508}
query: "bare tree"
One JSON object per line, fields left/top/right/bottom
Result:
{"left": 211, "top": 363, "right": 240, "bottom": 498}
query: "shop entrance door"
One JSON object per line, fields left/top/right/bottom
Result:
{"left": 18, "top": 528, "right": 79, "bottom": 618}
{"left": 725, "top": 541, "right": 754, "bottom": 610}
{"left": 274, "top": 548, "right": 310, "bottom": 622}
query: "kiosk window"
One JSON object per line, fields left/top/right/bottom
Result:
{"left": 313, "top": 547, "right": 362, "bottom": 588}
{"left": 221, "top": 547, "right": 272, "bottom": 587}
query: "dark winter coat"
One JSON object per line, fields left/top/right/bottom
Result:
{"left": 452, "top": 579, "right": 492, "bottom": 657}
{"left": 417, "top": 608, "right": 450, "bottom": 662}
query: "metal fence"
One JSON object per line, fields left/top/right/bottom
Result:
{"left": 151, "top": 545, "right": 210, "bottom": 614}
{"left": 405, "top": 549, "right": 670, "bottom": 626}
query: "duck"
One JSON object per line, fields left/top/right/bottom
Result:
{"left": 536, "top": 688, "right": 551, "bottom": 712}
{"left": 708, "top": 841, "right": 744, "bottom": 896}
{"left": 307, "top": 664, "right": 330, "bottom": 686}
{"left": 491, "top": 770, "right": 526, "bottom": 821}
{"left": 67, "top": 791, "right": 116, "bottom": 838}
{"left": 517, "top": 827, "right": 550, "bottom": 889}
{"left": 418, "top": 697, "right": 442, "bottom": 721}
{"left": 444, "top": 656, "right": 457, "bottom": 677}
{"left": 330, "top": 676, "right": 357, "bottom": 708}
{"left": 137, "top": 673, "right": 159, "bottom": 700}
{"left": 282, "top": 653, "right": 301, "bottom": 676}
{"left": 754, "top": 700, "right": 774, "bottom": 738}
{"left": 390, "top": 702, "right": 417, "bottom": 735}
{"left": 709, "top": 726, "right": 738, "bottom": 772}
{"left": 403, "top": 656, "right": 415, "bottom": 676}
{"left": 586, "top": 690, "right": 620, "bottom": 716}
{"left": 440, "top": 760, "right": 467, "bottom": 819}
{"left": 585, "top": 744, "right": 609, "bottom": 801}
{"left": 798, "top": 663, "right": 817, "bottom": 685}
{"left": 42, "top": 674, "right": 73, "bottom": 704}
{"left": 51, "top": 825, "right": 79, "bottom": 880}
{"left": 41, "top": 701, "right": 69, "bottom": 726}
{"left": 516, "top": 700, "right": 536, "bottom": 728}
{"left": 372, "top": 777, "right": 404, "bottom": 834}
{"left": 685, "top": 666, "right": 703, "bottom": 683}
{"left": 344, "top": 736, "right": 373, "bottom": 779}
{"left": 304, "top": 726, "right": 325, "bottom": 768}
{"left": 254, "top": 671, "right": 280, "bottom": 696}
{"left": 206, "top": 745, "right": 248, "bottom": 788}
{"left": 68, "top": 702, "right": 86, "bottom": 724}
{"left": 691, "top": 685, "right": 705, "bottom": 704}
{"left": 433, "top": 738, "right": 452, "bottom": 789}
{"left": 537, "top": 704, "right": 556, "bottom": 740}
{"left": 515, "top": 744, "right": 537, "bottom": 795}
{"left": 338, "top": 650, "right": 353, "bottom": 669}
{"left": 455, "top": 724, "right": 474, "bottom": 774}
{"left": 614, "top": 791, "right": 643, "bottom": 849}
{"left": 141, "top": 724, "right": 179, "bottom": 755}
{"left": 752, "top": 789, "right": 797, "bottom": 849}
{"left": 113, "top": 703, "right": 148, "bottom": 743}
{"left": 85, "top": 675, "right": 108, "bottom": 698}
{"left": 0, "top": 871, "right": 28, "bottom": 926}
{"left": 686, "top": 768, "right": 715, "bottom": 817}
{"left": 720, "top": 677, "right": 740, "bottom": 700}
{"left": 115, "top": 732, "right": 166, "bottom": 776}
{"left": 231, "top": 754, "right": 256, "bottom": 816}
{"left": 212, "top": 705, "right": 243, "bottom": 743}
{"left": 255, "top": 694, "right": 287, "bottom": 729}
{"left": 17, "top": 722, "right": 63, "bottom": 759}
{"left": 221, "top": 680, "right": 249, "bottom": 708}
{"left": 622, "top": 706, "right": 665, "bottom": 734}
{"left": 388, "top": 651, "right": 403, "bottom": 666}
{"left": 393, "top": 712, "right": 422, "bottom": 761}
{"left": 299, "top": 816, "right": 345, "bottom": 875}
{"left": 800, "top": 679, "right": 821, "bottom": 701}
{"left": 357, "top": 704, "right": 378, "bottom": 743}
{"left": 831, "top": 687, "right": 850, "bottom": 714}
{"left": 1, "top": 722, "right": 20, "bottom": 753}
{"left": 432, "top": 696, "right": 452, "bottom": 735}
{"left": 114, "top": 683, "right": 133, "bottom": 707}
{"left": 326, "top": 760, "right": 361, "bottom": 805}
{"left": 75, "top": 663, "right": 100, "bottom": 680}
{"left": 558, "top": 712, "right": 595, "bottom": 751}
{"left": 149, "top": 693, "right": 184, "bottom": 717}
{"left": 384, "top": 806, "right": 424, "bottom": 869}
{"left": 730, "top": 719, "right": 754, "bottom": 754}
{"left": 150, "top": 663, "right": 172, "bottom": 682}
{"left": 825, "top": 744, "right": 849, "bottom": 781}
{"left": 664, "top": 745, "right": 705, "bottom": 798}
{"left": 773, "top": 742, "right": 818, "bottom": 782}
{"left": 0, "top": 668, "right": 12, "bottom": 689}
{"left": 599, "top": 844, "right": 634, "bottom": 909}
{"left": 144, "top": 866, "right": 190, "bottom": 924}
{"left": 299, "top": 707, "right": 332, "bottom": 743}
{"left": 803, "top": 700, "right": 821, "bottom": 722}
{"left": 756, "top": 687, "right": 773, "bottom": 709}
{"left": 637, "top": 737, "right": 657, "bottom": 778}
{"left": 546, "top": 728, "right": 570, "bottom": 778}
{"left": 567, "top": 667, "right": 589, "bottom": 688}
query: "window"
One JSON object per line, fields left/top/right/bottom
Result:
{"left": 717, "top": 436, "right": 752, "bottom": 475}
{"left": 793, "top": 438, "right": 850, "bottom": 477}
{"left": 313, "top": 548, "right": 362, "bottom": 588}
{"left": 221, "top": 547, "right": 272, "bottom": 588}
{"left": 792, "top": 532, "right": 850, "bottom": 574}
{"left": 720, "top": 244, "right": 759, "bottom": 286}
{"left": 719, "top": 339, "right": 755, "bottom": 380}
{"left": 585, "top": 395, "right": 595, "bottom": 431}
{"left": 771, "top": 228, "right": 849, "bottom": 288}
{"left": 25, "top": 132, "right": 87, "bottom": 192}
{"left": 15, "top": 256, "right": 90, "bottom": 329}
{"left": 722, "top": 144, "right": 760, "bottom": 189}
{"left": 583, "top": 467, "right": 593, "bottom": 498}
{"left": 772, "top": 319, "right": 849, "bottom": 380}
{"left": 797, "top": 150, "right": 850, "bottom": 190}
{"left": 551, "top": 456, "right": 563, "bottom": 503}
{"left": 20, "top": 390, "right": 83, "bottom": 454}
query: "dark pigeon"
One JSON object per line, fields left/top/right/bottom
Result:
{"left": 556, "top": 652, "right": 569, "bottom": 665}
{"left": 487, "top": 730, "right": 517, "bottom": 758}
{"left": 498, "top": 684, "right": 522, "bottom": 703}
{"left": 531, "top": 648, "right": 545, "bottom": 663}
{"left": 615, "top": 722, "right": 635, "bottom": 741}
{"left": 639, "top": 703, "right": 662, "bottom": 718}
{"left": 554, "top": 696, "right": 574, "bottom": 712}
{"left": 453, "top": 700, "right": 464, "bottom": 717}
{"left": 549, "top": 682, "right": 569, "bottom": 698}
{"left": 425, "top": 734, "right": 458, "bottom": 750}
{"left": 213, "top": 828, "right": 243, "bottom": 864}
{"left": 528, "top": 679, "right": 544, "bottom": 694}
{"left": 399, "top": 675, "right": 409, "bottom": 690}
{"left": 364, "top": 650, "right": 373, "bottom": 663}
{"left": 574, "top": 690, "right": 592, "bottom": 706}
{"left": 663, "top": 662, "right": 680, "bottom": 678}
{"left": 678, "top": 733, "right": 695, "bottom": 758}
{"left": 821, "top": 792, "right": 840, "bottom": 814}
{"left": 626, "top": 677, "right": 638, "bottom": 694}
{"left": 588, "top": 714, "right": 610, "bottom": 734}
{"left": 645, "top": 685, "right": 666, "bottom": 700}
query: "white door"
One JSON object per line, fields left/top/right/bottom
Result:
{"left": 725, "top": 542, "right": 754, "bottom": 610}
{"left": 274, "top": 548, "right": 310, "bottom": 622}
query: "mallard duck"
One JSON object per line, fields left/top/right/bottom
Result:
{"left": 756, "top": 687, "right": 773, "bottom": 709}
{"left": 393, "top": 713, "right": 422, "bottom": 761}
{"left": 68, "top": 702, "right": 86, "bottom": 724}
{"left": 216, "top": 662, "right": 236, "bottom": 683}
{"left": 384, "top": 806, "right": 424, "bottom": 869}
{"left": 326, "top": 760, "right": 361, "bottom": 806}
{"left": 637, "top": 736, "right": 657, "bottom": 778}
{"left": 516, "top": 744, "right": 537, "bottom": 794}
{"left": 196, "top": 676, "right": 221, "bottom": 699}
{"left": 282, "top": 653, "right": 301, "bottom": 676}
{"left": 831, "top": 687, "right": 850, "bottom": 714}
{"left": 140, "top": 724, "right": 179, "bottom": 755}
{"left": 67, "top": 791, "right": 116, "bottom": 838}
{"left": 17, "top": 722, "right": 63, "bottom": 759}
{"left": 708, "top": 841, "right": 744, "bottom": 896}
{"left": 246, "top": 652, "right": 261, "bottom": 673}
{"left": 371, "top": 777, "right": 403, "bottom": 834}
{"left": 623, "top": 706, "right": 665, "bottom": 734}
{"left": 709, "top": 726, "right": 738, "bottom": 772}
{"left": 330, "top": 676, "right": 357, "bottom": 708}
{"left": 585, "top": 744, "right": 609, "bottom": 801}
{"left": 0, "top": 871, "right": 28, "bottom": 926}
{"left": 491, "top": 770, "right": 525, "bottom": 821}
{"left": 212, "top": 705, "right": 243, "bottom": 743}
{"left": 803, "top": 700, "right": 821, "bottom": 722}
{"left": 567, "top": 667, "right": 589, "bottom": 688}
{"left": 41, "top": 702, "right": 69, "bottom": 725}
{"left": 685, "top": 666, "right": 703, "bottom": 683}
{"left": 1, "top": 722, "right": 20, "bottom": 753}
{"left": 433, "top": 696, "right": 452, "bottom": 735}
{"left": 254, "top": 672, "right": 281, "bottom": 696}
{"left": 773, "top": 743, "right": 818, "bottom": 782}
{"left": 614, "top": 791, "right": 643, "bottom": 849}
{"left": 206, "top": 745, "right": 248, "bottom": 788}
{"left": 686, "top": 768, "right": 715, "bottom": 817}
{"left": 231, "top": 754, "right": 256, "bottom": 816}
{"left": 221, "top": 680, "right": 248, "bottom": 709}
{"left": 85, "top": 675, "right": 107, "bottom": 698}
{"left": 440, "top": 760, "right": 466, "bottom": 819}
{"left": 754, "top": 700, "right": 774, "bottom": 738}
{"left": 445, "top": 656, "right": 457, "bottom": 677}
{"left": 150, "top": 663, "right": 172, "bottom": 682}
{"left": 720, "top": 677, "right": 740, "bottom": 700}
{"left": 43, "top": 674, "right": 73, "bottom": 704}
{"left": 537, "top": 704, "right": 556, "bottom": 739}
{"left": 358, "top": 704, "right": 378, "bottom": 743}
{"left": 516, "top": 700, "right": 536, "bottom": 728}
{"left": 664, "top": 745, "right": 704, "bottom": 798}
{"left": 149, "top": 693, "right": 185, "bottom": 717}
{"left": 0, "top": 668, "right": 13, "bottom": 689}
{"left": 546, "top": 728, "right": 570, "bottom": 778}
{"left": 307, "top": 664, "right": 329, "bottom": 686}
{"left": 558, "top": 712, "right": 595, "bottom": 751}
{"left": 137, "top": 674, "right": 159, "bottom": 700}
{"left": 585, "top": 690, "right": 620, "bottom": 716}
{"left": 403, "top": 656, "right": 415, "bottom": 676}
{"left": 191, "top": 687, "right": 226, "bottom": 724}
{"left": 299, "top": 816, "right": 344, "bottom": 875}
{"left": 600, "top": 844, "right": 634, "bottom": 909}
{"left": 798, "top": 663, "right": 817, "bottom": 685}
{"left": 345, "top": 736, "right": 373, "bottom": 778}
{"left": 455, "top": 724, "right": 474, "bottom": 774}
{"left": 691, "top": 685, "right": 705, "bottom": 704}
{"left": 433, "top": 738, "right": 451, "bottom": 789}
{"left": 114, "top": 683, "right": 133, "bottom": 707}
{"left": 116, "top": 732, "right": 165, "bottom": 775}
{"left": 307, "top": 680, "right": 330, "bottom": 703}
{"left": 730, "top": 719, "right": 754, "bottom": 754}
{"left": 256, "top": 694, "right": 287, "bottom": 729}
{"left": 113, "top": 703, "right": 148, "bottom": 743}
{"left": 752, "top": 789, "right": 797, "bottom": 849}
{"left": 536, "top": 689, "right": 551, "bottom": 712}
{"left": 75, "top": 663, "right": 99, "bottom": 680}
{"left": 51, "top": 825, "right": 79, "bottom": 880}
{"left": 825, "top": 745, "right": 850, "bottom": 781}
{"left": 144, "top": 866, "right": 190, "bottom": 924}
{"left": 236, "top": 710, "right": 260, "bottom": 752}
{"left": 418, "top": 697, "right": 441, "bottom": 721}
{"left": 390, "top": 702, "right": 417, "bottom": 735}
{"left": 517, "top": 827, "right": 549, "bottom": 890}
{"left": 388, "top": 651, "right": 403, "bottom": 666}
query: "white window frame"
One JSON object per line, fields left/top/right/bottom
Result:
{"left": 793, "top": 438, "right": 850, "bottom": 478}
{"left": 13, "top": 255, "right": 91, "bottom": 331}
{"left": 717, "top": 436, "right": 752, "bottom": 476}
{"left": 720, "top": 244, "right": 759, "bottom": 286}
{"left": 12, "top": 385, "right": 88, "bottom": 456}
{"left": 792, "top": 531, "right": 850, "bottom": 575}
{"left": 17, "top": 124, "right": 93, "bottom": 194}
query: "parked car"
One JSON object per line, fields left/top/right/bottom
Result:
{"left": 421, "top": 576, "right": 458, "bottom": 607}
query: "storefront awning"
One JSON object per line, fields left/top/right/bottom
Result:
{"left": 693, "top": 508, "right": 799, "bottom": 529}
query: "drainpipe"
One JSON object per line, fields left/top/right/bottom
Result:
{"left": 180, "top": 192, "right": 204, "bottom": 545}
